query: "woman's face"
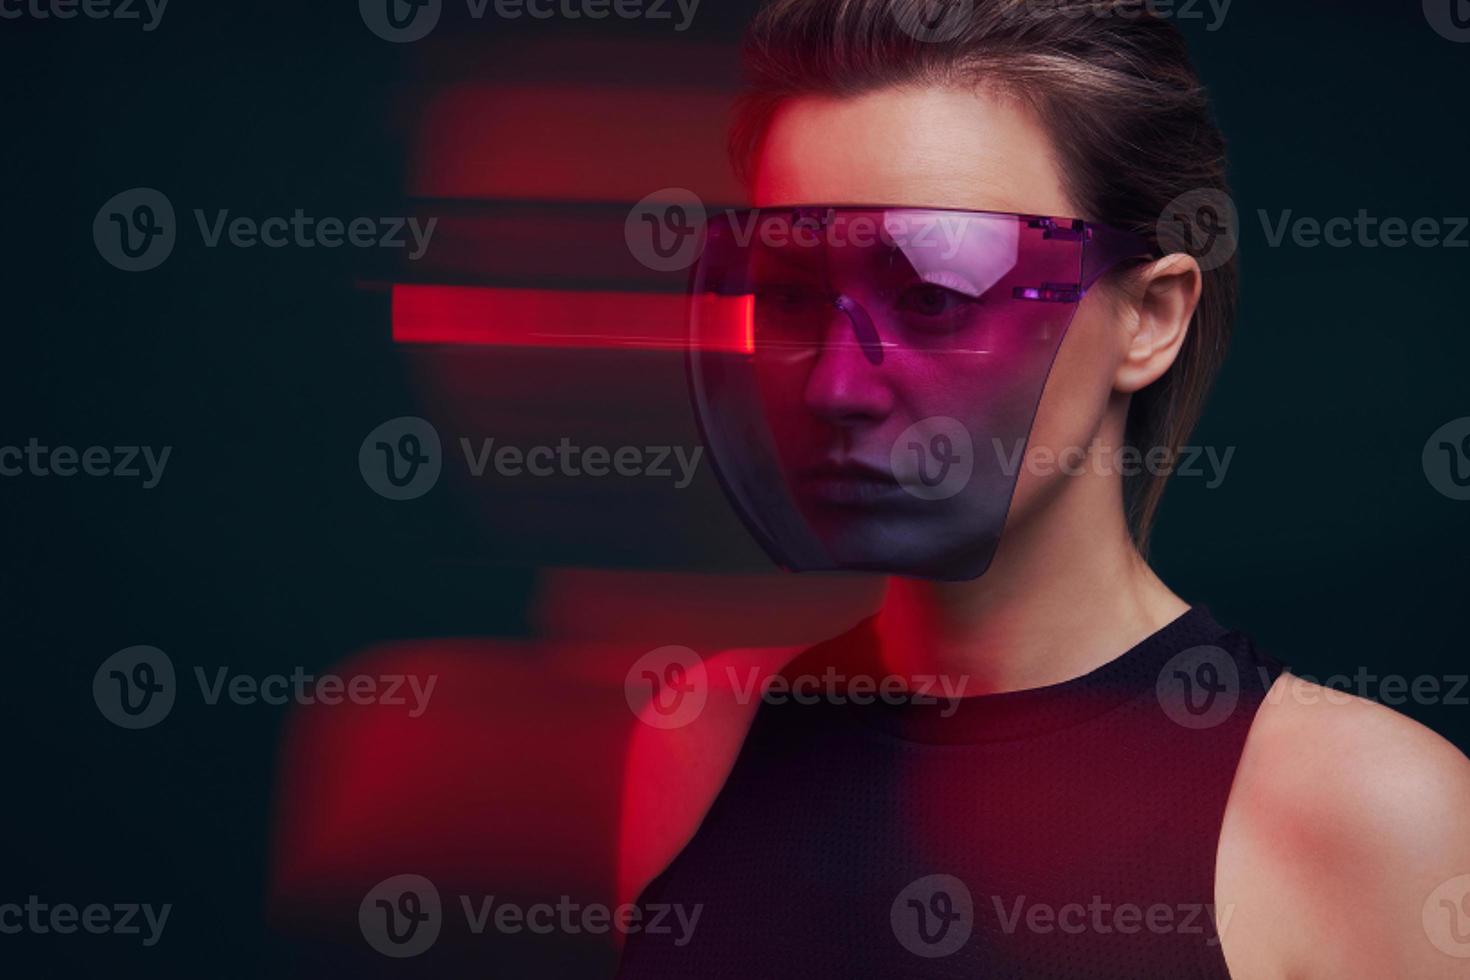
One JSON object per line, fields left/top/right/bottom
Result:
{"left": 745, "top": 85, "right": 1129, "bottom": 574}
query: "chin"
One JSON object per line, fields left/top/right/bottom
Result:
{"left": 806, "top": 512, "right": 998, "bottom": 581}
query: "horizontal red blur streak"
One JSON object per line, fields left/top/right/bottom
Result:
{"left": 410, "top": 83, "right": 743, "bottom": 203}
{"left": 392, "top": 284, "right": 753, "bottom": 353}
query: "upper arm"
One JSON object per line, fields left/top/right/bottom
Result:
{"left": 1219, "top": 673, "right": 1470, "bottom": 980}
{"left": 615, "top": 645, "right": 802, "bottom": 910}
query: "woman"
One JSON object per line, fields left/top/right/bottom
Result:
{"left": 617, "top": 1, "right": 1470, "bottom": 976}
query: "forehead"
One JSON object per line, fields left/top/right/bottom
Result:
{"left": 751, "top": 85, "right": 1074, "bottom": 218}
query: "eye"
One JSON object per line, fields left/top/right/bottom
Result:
{"left": 895, "top": 281, "right": 981, "bottom": 319}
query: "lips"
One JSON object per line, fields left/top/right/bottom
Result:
{"left": 796, "top": 459, "right": 905, "bottom": 507}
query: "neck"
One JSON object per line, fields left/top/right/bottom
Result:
{"left": 873, "top": 467, "right": 1188, "bottom": 696}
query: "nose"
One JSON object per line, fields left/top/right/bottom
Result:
{"left": 802, "top": 295, "right": 894, "bottom": 425}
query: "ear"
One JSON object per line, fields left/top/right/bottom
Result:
{"left": 1114, "top": 253, "right": 1202, "bottom": 394}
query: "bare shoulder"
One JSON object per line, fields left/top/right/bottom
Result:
{"left": 1217, "top": 672, "right": 1470, "bottom": 979}
{"left": 616, "top": 645, "right": 804, "bottom": 909}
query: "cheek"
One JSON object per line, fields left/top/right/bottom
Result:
{"left": 1006, "top": 298, "right": 1124, "bottom": 514}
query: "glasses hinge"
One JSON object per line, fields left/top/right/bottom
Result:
{"left": 1013, "top": 283, "right": 1083, "bottom": 303}
{"left": 1029, "top": 217, "right": 1088, "bottom": 242}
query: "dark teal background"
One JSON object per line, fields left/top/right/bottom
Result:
{"left": 1, "top": 1, "right": 1466, "bottom": 975}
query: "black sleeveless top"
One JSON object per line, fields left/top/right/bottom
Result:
{"left": 617, "top": 607, "right": 1285, "bottom": 979}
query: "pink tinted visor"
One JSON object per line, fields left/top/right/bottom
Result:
{"left": 688, "top": 206, "right": 1154, "bottom": 581}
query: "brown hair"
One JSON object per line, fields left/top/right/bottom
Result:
{"left": 729, "top": 0, "right": 1236, "bottom": 551}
